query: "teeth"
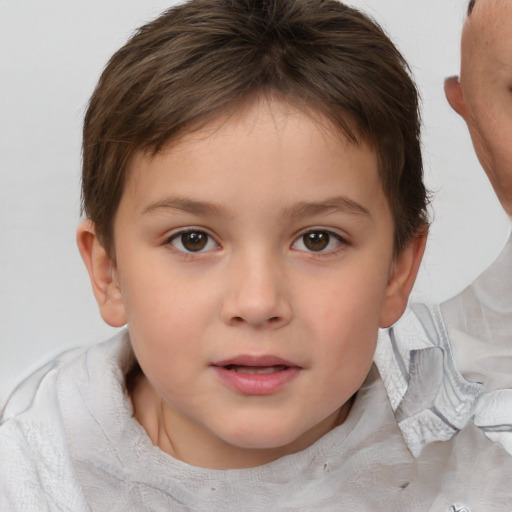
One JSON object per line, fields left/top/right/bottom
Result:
{"left": 227, "top": 365, "right": 287, "bottom": 374}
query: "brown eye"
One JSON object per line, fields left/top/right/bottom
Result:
{"left": 303, "top": 231, "right": 330, "bottom": 251}
{"left": 170, "top": 230, "right": 218, "bottom": 253}
{"left": 182, "top": 232, "right": 207, "bottom": 251}
{"left": 292, "top": 230, "right": 345, "bottom": 253}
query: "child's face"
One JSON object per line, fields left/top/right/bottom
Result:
{"left": 80, "top": 97, "right": 423, "bottom": 468}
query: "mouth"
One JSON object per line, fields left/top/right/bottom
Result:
{"left": 211, "top": 355, "right": 301, "bottom": 395}
{"left": 223, "top": 364, "right": 289, "bottom": 374}
{"left": 213, "top": 354, "right": 299, "bottom": 372}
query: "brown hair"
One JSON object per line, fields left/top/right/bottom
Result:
{"left": 468, "top": 0, "right": 476, "bottom": 15}
{"left": 82, "top": 0, "right": 428, "bottom": 256}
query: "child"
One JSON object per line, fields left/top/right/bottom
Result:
{"left": 0, "top": 0, "right": 510, "bottom": 510}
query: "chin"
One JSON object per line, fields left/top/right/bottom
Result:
{"left": 221, "top": 420, "right": 314, "bottom": 453}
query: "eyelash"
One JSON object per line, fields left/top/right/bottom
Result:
{"left": 291, "top": 229, "right": 348, "bottom": 255}
{"left": 165, "top": 227, "right": 348, "bottom": 256}
{"left": 166, "top": 228, "right": 220, "bottom": 254}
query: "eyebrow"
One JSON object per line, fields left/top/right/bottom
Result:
{"left": 142, "top": 195, "right": 371, "bottom": 219}
{"left": 283, "top": 196, "right": 371, "bottom": 219}
{"left": 142, "top": 196, "right": 225, "bottom": 216}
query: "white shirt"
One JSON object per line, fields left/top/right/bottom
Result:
{"left": 2, "top": 331, "right": 511, "bottom": 511}
{"left": 375, "top": 227, "right": 512, "bottom": 459}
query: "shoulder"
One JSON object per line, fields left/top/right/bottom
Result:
{"left": 0, "top": 331, "right": 131, "bottom": 511}
{"left": 1, "top": 330, "right": 131, "bottom": 422}
{"left": 441, "top": 229, "right": 512, "bottom": 353}
{"left": 0, "top": 398, "right": 90, "bottom": 511}
{"left": 1, "top": 345, "right": 88, "bottom": 422}
{"left": 0, "top": 370, "right": 81, "bottom": 511}
{"left": 376, "top": 301, "right": 512, "bottom": 458}
{"left": 440, "top": 232, "right": 512, "bottom": 392}
{"left": 375, "top": 304, "right": 482, "bottom": 456}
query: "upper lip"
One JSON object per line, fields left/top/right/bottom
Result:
{"left": 212, "top": 355, "right": 301, "bottom": 368}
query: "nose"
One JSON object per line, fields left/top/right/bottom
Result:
{"left": 221, "top": 250, "right": 292, "bottom": 329}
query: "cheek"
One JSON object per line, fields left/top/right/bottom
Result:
{"left": 303, "top": 289, "right": 378, "bottom": 413}
{"left": 126, "top": 288, "right": 208, "bottom": 401}
{"left": 120, "top": 254, "right": 216, "bottom": 321}
{"left": 467, "top": 101, "right": 511, "bottom": 162}
{"left": 469, "top": 116, "right": 512, "bottom": 191}
{"left": 303, "top": 267, "right": 387, "bottom": 355}
{"left": 315, "top": 262, "right": 388, "bottom": 319}
{"left": 118, "top": 267, "right": 213, "bottom": 367}
{"left": 489, "top": 119, "right": 512, "bottom": 165}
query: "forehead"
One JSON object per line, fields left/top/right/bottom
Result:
{"left": 463, "top": 0, "right": 512, "bottom": 61}
{"left": 122, "top": 97, "right": 383, "bottom": 215}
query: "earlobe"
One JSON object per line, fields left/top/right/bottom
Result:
{"left": 76, "top": 220, "right": 127, "bottom": 328}
{"left": 444, "top": 76, "right": 468, "bottom": 118}
{"left": 379, "top": 228, "right": 427, "bottom": 328}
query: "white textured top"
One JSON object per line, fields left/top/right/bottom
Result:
{"left": 442, "top": 230, "right": 512, "bottom": 391}
{"left": 441, "top": 230, "right": 512, "bottom": 458}
{"left": 1, "top": 331, "right": 511, "bottom": 511}
{"left": 443, "top": 229, "right": 512, "bottom": 450}
{"left": 375, "top": 228, "right": 512, "bottom": 460}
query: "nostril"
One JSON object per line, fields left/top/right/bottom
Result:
{"left": 229, "top": 315, "right": 283, "bottom": 326}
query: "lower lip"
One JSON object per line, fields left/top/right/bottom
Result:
{"left": 212, "top": 366, "right": 301, "bottom": 395}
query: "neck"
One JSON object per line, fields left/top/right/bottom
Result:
{"left": 131, "top": 375, "right": 352, "bottom": 470}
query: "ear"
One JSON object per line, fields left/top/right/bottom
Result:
{"left": 444, "top": 76, "right": 468, "bottom": 119}
{"left": 76, "top": 220, "right": 127, "bottom": 328}
{"left": 379, "top": 227, "right": 427, "bottom": 328}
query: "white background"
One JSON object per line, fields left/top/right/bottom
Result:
{"left": 1, "top": 0, "right": 510, "bottom": 404}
